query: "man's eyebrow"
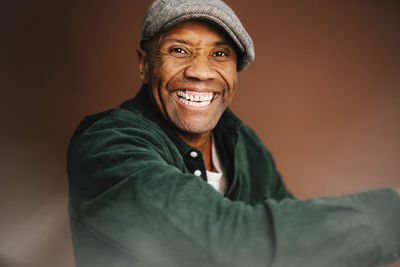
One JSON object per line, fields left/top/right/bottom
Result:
{"left": 162, "top": 39, "right": 233, "bottom": 48}
{"left": 214, "top": 41, "right": 234, "bottom": 48}
{"left": 163, "top": 39, "right": 193, "bottom": 45}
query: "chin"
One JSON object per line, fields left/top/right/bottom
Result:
{"left": 175, "top": 122, "right": 216, "bottom": 136}
{"left": 178, "top": 127, "right": 212, "bottom": 135}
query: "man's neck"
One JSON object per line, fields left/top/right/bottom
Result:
{"left": 177, "top": 131, "right": 215, "bottom": 172}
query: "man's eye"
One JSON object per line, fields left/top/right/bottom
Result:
{"left": 170, "top": 48, "right": 187, "bottom": 54}
{"left": 213, "top": 51, "right": 228, "bottom": 57}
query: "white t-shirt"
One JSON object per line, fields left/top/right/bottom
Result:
{"left": 206, "top": 135, "right": 228, "bottom": 195}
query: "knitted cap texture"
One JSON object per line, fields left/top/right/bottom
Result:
{"left": 140, "top": 0, "right": 255, "bottom": 71}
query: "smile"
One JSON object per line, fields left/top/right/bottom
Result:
{"left": 176, "top": 90, "right": 215, "bottom": 107}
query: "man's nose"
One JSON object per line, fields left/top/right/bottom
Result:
{"left": 183, "top": 56, "right": 218, "bottom": 81}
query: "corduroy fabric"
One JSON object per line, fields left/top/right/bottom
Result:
{"left": 140, "top": 0, "right": 254, "bottom": 71}
{"left": 67, "top": 86, "right": 400, "bottom": 267}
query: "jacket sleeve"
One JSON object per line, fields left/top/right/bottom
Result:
{"left": 68, "top": 115, "right": 400, "bottom": 267}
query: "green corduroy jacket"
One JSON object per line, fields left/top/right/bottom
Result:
{"left": 67, "top": 86, "right": 400, "bottom": 267}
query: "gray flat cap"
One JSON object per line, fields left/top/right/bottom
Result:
{"left": 140, "top": 0, "right": 255, "bottom": 71}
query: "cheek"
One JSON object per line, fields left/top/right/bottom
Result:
{"left": 150, "top": 61, "right": 185, "bottom": 116}
{"left": 220, "top": 68, "right": 237, "bottom": 100}
{"left": 230, "top": 72, "right": 238, "bottom": 92}
{"left": 159, "top": 56, "right": 186, "bottom": 76}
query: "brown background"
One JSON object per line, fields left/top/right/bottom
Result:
{"left": 1, "top": 1, "right": 399, "bottom": 266}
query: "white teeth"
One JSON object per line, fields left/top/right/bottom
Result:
{"left": 176, "top": 90, "right": 214, "bottom": 107}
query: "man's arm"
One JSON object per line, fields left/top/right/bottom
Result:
{"left": 68, "top": 115, "right": 400, "bottom": 267}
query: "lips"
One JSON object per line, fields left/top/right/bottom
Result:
{"left": 176, "top": 90, "right": 216, "bottom": 107}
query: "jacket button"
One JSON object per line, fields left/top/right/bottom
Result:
{"left": 190, "top": 151, "right": 198, "bottom": 158}
{"left": 194, "top": 170, "right": 202, "bottom": 176}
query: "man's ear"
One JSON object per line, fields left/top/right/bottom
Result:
{"left": 137, "top": 48, "right": 149, "bottom": 84}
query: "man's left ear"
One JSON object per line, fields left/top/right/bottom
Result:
{"left": 137, "top": 48, "right": 149, "bottom": 84}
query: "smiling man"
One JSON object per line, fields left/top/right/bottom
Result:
{"left": 138, "top": 20, "right": 238, "bottom": 178}
{"left": 67, "top": 0, "right": 400, "bottom": 266}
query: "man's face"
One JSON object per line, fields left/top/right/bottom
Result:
{"left": 139, "top": 21, "right": 238, "bottom": 136}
